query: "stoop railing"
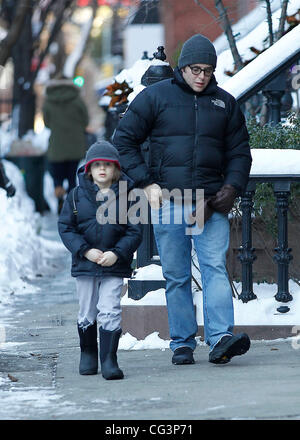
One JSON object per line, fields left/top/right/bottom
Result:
{"left": 128, "top": 173, "right": 300, "bottom": 312}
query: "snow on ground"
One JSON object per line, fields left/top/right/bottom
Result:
{"left": 1, "top": 1, "right": 300, "bottom": 350}
{"left": 0, "top": 160, "right": 65, "bottom": 317}
{"left": 121, "top": 279, "right": 300, "bottom": 328}
{"left": 0, "top": 148, "right": 300, "bottom": 354}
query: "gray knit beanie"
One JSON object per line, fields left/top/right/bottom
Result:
{"left": 178, "top": 34, "right": 217, "bottom": 69}
{"left": 84, "top": 140, "right": 121, "bottom": 172}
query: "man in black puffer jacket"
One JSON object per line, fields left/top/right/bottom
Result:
{"left": 113, "top": 34, "right": 252, "bottom": 366}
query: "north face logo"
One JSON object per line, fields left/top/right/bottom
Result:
{"left": 211, "top": 98, "right": 225, "bottom": 109}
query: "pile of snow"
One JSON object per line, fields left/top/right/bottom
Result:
{"left": 119, "top": 332, "right": 170, "bottom": 350}
{"left": 0, "top": 160, "right": 64, "bottom": 313}
{"left": 0, "top": 122, "right": 50, "bottom": 157}
{"left": 221, "top": 24, "right": 300, "bottom": 101}
{"left": 133, "top": 263, "right": 164, "bottom": 280}
{"left": 215, "top": 0, "right": 300, "bottom": 86}
{"left": 250, "top": 149, "right": 300, "bottom": 175}
{"left": 122, "top": 288, "right": 166, "bottom": 306}
{"left": 213, "top": 0, "right": 282, "bottom": 56}
{"left": 122, "top": 274, "right": 300, "bottom": 326}
{"left": 99, "top": 57, "right": 172, "bottom": 108}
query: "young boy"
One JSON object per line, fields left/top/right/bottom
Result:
{"left": 58, "top": 141, "right": 142, "bottom": 380}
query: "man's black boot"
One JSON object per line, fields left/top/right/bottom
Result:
{"left": 172, "top": 347, "right": 195, "bottom": 365}
{"left": 99, "top": 327, "right": 124, "bottom": 380}
{"left": 209, "top": 333, "right": 250, "bottom": 364}
{"left": 77, "top": 322, "right": 98, "bottom": 375}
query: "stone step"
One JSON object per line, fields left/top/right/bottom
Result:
{"left": 122, "top": 305, "right": 295, "bottom": 341}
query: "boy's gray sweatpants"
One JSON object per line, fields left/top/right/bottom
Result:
{"left": 76, "top": 276, "right": 123, "bottom": 332}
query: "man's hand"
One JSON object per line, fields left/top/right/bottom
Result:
{"left": 97, "top": 251, "right": 118, "bottom": 267}
{"left": 84, "top": 248, "right": 103, "bottom": 263}
{"left": 143, "top": 183, "right": 162, "bottom": 210}
{"left": 209, "top": 184, "right": 237, "bottom": 214}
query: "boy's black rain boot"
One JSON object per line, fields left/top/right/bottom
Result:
{"left": 209, "top": 333, "right": 250, "bottom": 364}
{"left": 99, "top": 327, "right": 124, "bottom": 380}
{"left": 77, "top": 322, "right": 98, "bottom": 375}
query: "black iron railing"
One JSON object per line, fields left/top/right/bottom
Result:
{"left": 128, "top": 174, "right": 300, "bottom": 312}
{"left": 238, "top": 175, "right": 300, "bottom": 307}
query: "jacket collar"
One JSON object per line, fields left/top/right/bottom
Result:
{"left": 173, "top": 66, "right": 218, "bottom": 96}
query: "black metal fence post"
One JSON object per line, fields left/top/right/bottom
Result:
{"left": 238, "top": 181, "right": 257, "bottom": 303}
{"left": 262, "top": 71, "right": 286, "bottom": 126}
{"left": 273, "top": 181, "right": 293, "bottom": 303}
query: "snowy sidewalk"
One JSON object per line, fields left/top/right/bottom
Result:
{"left": 1, "top": 214, "right": 300, "bottom": 421}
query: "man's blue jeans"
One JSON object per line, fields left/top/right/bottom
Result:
{"left": 151, "top": 200, "right": 234, "bottom": 352}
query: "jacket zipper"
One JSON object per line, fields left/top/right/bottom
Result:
{"left": 193, "top": 95, "right": 198, "bottom": 191}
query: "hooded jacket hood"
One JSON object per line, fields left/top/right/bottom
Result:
{"left": 45, "top": 80, "right": 80, "bottom": 103}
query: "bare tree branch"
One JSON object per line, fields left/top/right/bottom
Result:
{"left": 214, "top": 0, "right": 243, "bottom": 70}
{"left": 276, "top": 0, "right": 289, "bottom": 41}
{"left": 30, "top": 0, "right": 74, "bottom": 84}
{"left": 264, "top": 0, "right": 274, "bottom": 45}
{"left": 193, "top": 0, "right": 218, "bottom": 22}
{"left": 0, "top": 0, "right": 31, "bottom": 66}
{"left": 63, "top": 0, "right": 98, "bottom": 78}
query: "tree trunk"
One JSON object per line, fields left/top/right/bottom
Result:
{"left": 214, "top": 0, "right": 243, "bottom": 71}
{"left": 63, "top": 0, "right": 98, "bottom": 78}
{"left": 265, "top": 0, "right": 274, "bottom": 46}
{"left": 276, "top": 0, "right": 289, "bottom": 41}
{"left": 11, "top": 3, "right": 35, "bottom": 138}
{"left": 31, "top": 0, "right": 74, "bottom": 84}
{"left": 0, "top": 0, "right": 31, "bottom": 67}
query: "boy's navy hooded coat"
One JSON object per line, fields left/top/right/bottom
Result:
{"left": 58, "top": 166, "right": 142, "bottom": 278}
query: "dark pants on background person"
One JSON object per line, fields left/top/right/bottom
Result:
{"left": 47, "top": 159, "right": 79, "bottom": 213}
{"left": 47, "top": 160, "right": 79, "bottom": 191}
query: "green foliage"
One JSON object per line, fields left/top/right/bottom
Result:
{"left": 245, "top": 113, "right": 300, "bottom": 238}
{"left": 247, "top": 113, "right": 300, "bottom": 150}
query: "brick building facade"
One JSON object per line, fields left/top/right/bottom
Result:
{"left": 160, "top": 0, "right": 257, "bottom": 65}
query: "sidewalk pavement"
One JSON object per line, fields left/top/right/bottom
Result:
{"left": 0, "top": 214, "right": 300, "bottom": 421}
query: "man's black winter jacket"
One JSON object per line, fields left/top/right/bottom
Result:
{"left": 113, "top": 67, "right": 252, "bottom": 197}
{"left": 58, "top": 168, "right": 142, "bottom": 278}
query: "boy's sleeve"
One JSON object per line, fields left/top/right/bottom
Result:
{"left": 57, "top": 194, "right": 91, "bottom": 258}
{"left": 110, "top": 207, "right": 143, "bottom": 263}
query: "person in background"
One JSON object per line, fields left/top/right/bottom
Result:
{"left": 58, "top": 141, "right": 142, "bottom": 380}
{"left": 43, "top": 76, "right": 89, "bottom": 214}
{"left": 0, "top": 160, "right": 16, "bottom": 197}
{"left": 113, "top": 34, "right": 252, "bottom": 366}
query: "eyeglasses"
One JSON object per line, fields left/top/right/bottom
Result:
{"left": 188, "top": 65, "right": 214, "bottom": 77}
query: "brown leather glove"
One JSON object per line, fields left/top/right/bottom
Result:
{"left": 209, "top": 184, "right": 237, "bottom": 214}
